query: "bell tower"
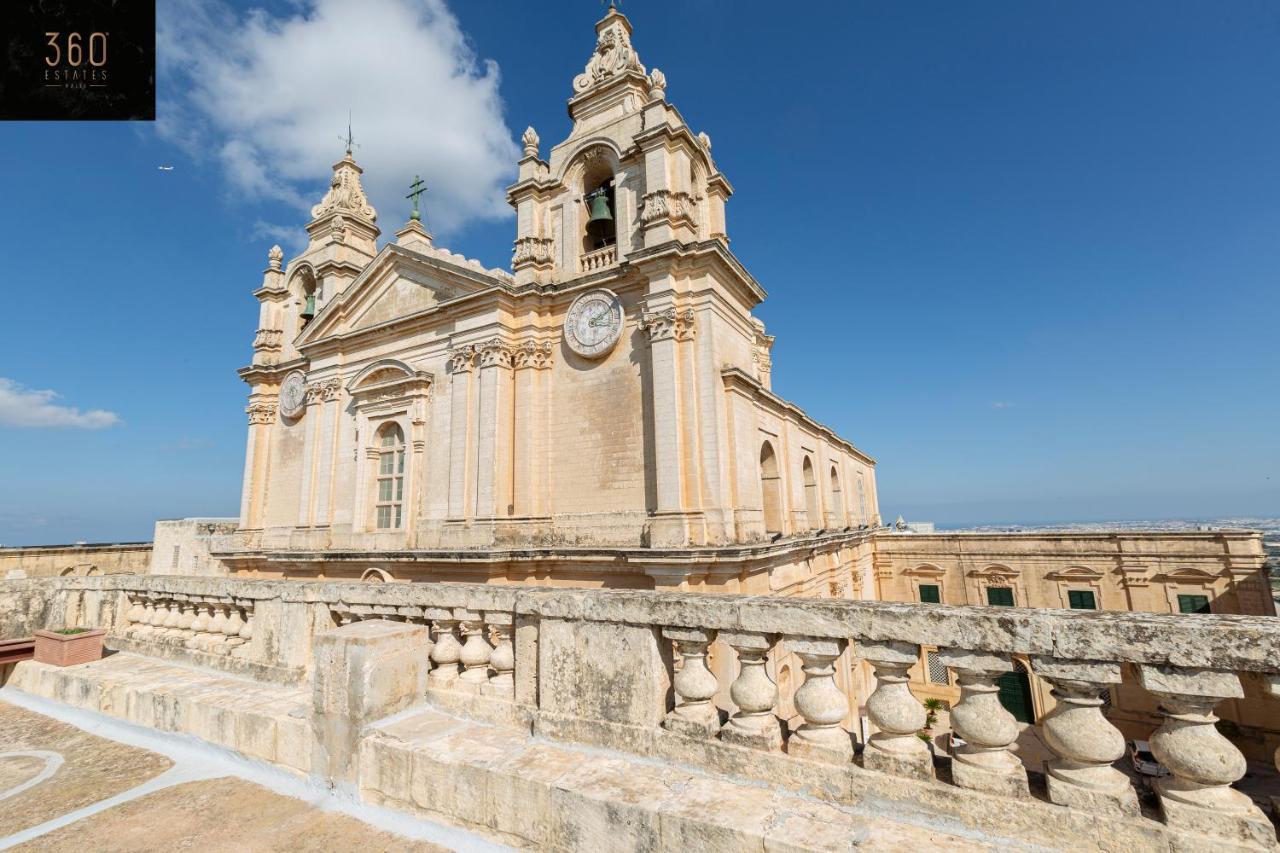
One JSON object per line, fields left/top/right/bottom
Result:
{"left": 507, "top": 5, "right": 733, "bottom": 286}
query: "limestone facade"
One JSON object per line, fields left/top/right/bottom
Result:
{"left": 226, "top": 7, "right": 878, "bottom": 586}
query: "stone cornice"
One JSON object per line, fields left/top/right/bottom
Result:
{"left": 721, "top": 367, "right": 875, "bottom": 465}
{"left": 238, "top": 356, "right": 308, "bottom": 386}
{"left": 625, "top": 239, "right": 766, "bottom": 307}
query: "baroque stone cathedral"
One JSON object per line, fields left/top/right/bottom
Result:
{"left": 229, "top": 6, "right": 880, "bottom": 590}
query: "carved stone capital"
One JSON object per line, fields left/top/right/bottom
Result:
{"left": 448, "top": 345, "right": 477, "bottom": 374}
{"left": 246, "top": 402, "right": 277, "bottom": 425}
{"left": 513, "top": 340, "right": 554, "bottom": 370}
{"left": 640, "top": 308, "right": 696, "bottom": 342}
{"left": 476, "top": 338, "right": 514, "bottom": 369}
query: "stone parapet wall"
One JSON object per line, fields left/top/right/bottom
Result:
{"left": 9, "top": 573, "right": 1279, "bottom": 849}
{"left": 0, "top": 542, "right": 151, "bottom": 580}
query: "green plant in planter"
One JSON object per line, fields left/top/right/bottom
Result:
{"left": 55, "top": 628, "right": 90, "bottom": 635}
{"left": 921, "top": 697, "right": 944, "bottom": 732}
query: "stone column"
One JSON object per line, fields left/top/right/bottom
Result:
{"left": 662, "top": 627, "right": 720, "bottom": 737}
{"left": 786, "top": 636, "right": 853, "bottom": 765}
{"left": 937, "top": 649, "right": 1028, "bottom": 797}
{"left": 1030, "top": 657, "right": 1136, "bottom": 816}
{"left": 718, "top": 631, "right": 782, "bottom": 751}
{"left": 857, "top": 640, "right": 932, "bottom": 780}
{"left": 1136, "top": 665, "right": 1273, "bottom": 845}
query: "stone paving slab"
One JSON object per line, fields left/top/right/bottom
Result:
{"left": 365, "top": 707, "right": 1003, "bottom": 852}
{"left": 8, "top": 654, "right": 312, "bottom": 773}
{"left": 11, "top": 776, "right": 448, "bottom": 853}
{"left": 0, "top": 699, "right": 172, "bottom": 837}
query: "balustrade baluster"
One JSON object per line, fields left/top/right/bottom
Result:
{"left": 427, "top": 610, "right": 462, "bottom": 688}
{"left": 662, "top": 627, "right": 720, "bottom": 738}
{"left": 456, "top": 610, "right": 493, "bottom": 692}
{"left": 206, "top": 602, "right": 230, "bottom": 651}
{"left": 125, "top": 596, "right": 145, "bottom": 635}
{"left": 786, "top": 636, "right": 853, "bottom": 764}
{"left": 856, "top": 640, "right": 933, "bottom": 780}
{"left": 937, "top": 649, "right": 1028, "bottom": 797}
{"left": 160, "top": 598, "right": 182, "bottom": 636}
{"left": 1267, "top": 675, "right": 1280, "bottom": 817}
{"left": 176, "top": 597, "right": 196, "bottom": 634}
{"left": 483, "top": 612, "right": 515, "bottom": 699}
{"left": 224, "top": 605, "right": 246, "bottom": 647}
{"left": 1029, "top": 657, "right": 1136, "bottom": 816}
{"left": 1135, "top": 665, "right": 1272, "bottom": 845}
{"left": 237, "top": 602, "right": 253, "bottom": 641}
{"left": 718, "top": 631, "right": 782, "bottom": 751}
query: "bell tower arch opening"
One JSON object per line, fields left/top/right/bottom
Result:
{"left": 580, "top": 156, "right": 617, "bottom": 253}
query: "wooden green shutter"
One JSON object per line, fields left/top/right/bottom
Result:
{"left": 986, "top": 586, "right": 1014, "bottom": 607}
{"left": 1068, "top": 590, "right": 1096, "bottom": 610}
{"left": 1177, "top": 594, "right": 1210, "bottom": 614}
{"left": 918, "top": 584, "right": 940, "bottom": 603}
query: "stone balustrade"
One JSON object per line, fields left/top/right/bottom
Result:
{"left": 124, "top": 590, "right": 254, "bottom": 657}
{"left": 579, "top": 244, "right": 617, "bottom": 273}
{"left": 14, "top": 575, "right": 1280, "bottom": 849}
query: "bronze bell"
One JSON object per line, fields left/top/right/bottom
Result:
{"left": 302, "top": 293, "right": 316, "bottom": 320}
{"left": 585, "top": 187, "right": 613, "bottom": 234}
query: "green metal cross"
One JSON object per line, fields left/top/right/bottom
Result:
{"left": 406, "top": 175, "right": 428, "bottom": 222}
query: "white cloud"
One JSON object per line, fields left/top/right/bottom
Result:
{"left": 157, "top": 0, "right": 519, "bottom": 237}
{"left": 0, "top": 379, "right": 121, "bottom": 429}
{"left": 991, "top": 401, "right": 1016, "bottom": 409}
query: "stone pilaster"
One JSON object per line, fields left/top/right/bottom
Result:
{"left": 446, "top": 346, "right": 475, "bottom": 519}
{"left": 474, "top": 338, "right": 515, "bottom": 519}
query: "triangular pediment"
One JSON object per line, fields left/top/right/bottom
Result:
{"left": 297, "top": 244, "right": 509, "bottom": 345}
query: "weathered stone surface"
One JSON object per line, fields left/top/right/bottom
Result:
{"left": 311, "top": 619, "right": 430, "bottom": 782}
{"left": 538, "top": 617, "right": 671, "bottom": 727}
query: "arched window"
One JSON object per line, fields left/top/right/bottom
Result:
{"left": 374, "top": 423, "right": 405, "bottom": 529}
{"left": 759, "top": 442, "right": 783, "bottom": 535}
{"left": 855, "top": 476, "right": 868, "bottom": 525}
{"left": 829, "top": 466, "right": 843, "bottom": 526}
{"left": 802, "top": 456, "right": 821, "bottom": 530}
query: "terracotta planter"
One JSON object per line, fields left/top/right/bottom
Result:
{"left": 33, "top": 629, "right": 106, "bottom": 667}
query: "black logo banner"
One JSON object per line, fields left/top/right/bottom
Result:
{"left": 1, "top": 0, "right": 156, "bottom": 120}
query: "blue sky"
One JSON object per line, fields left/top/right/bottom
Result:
{"left": 1, "top": 0, "right": 1277, "bottom": 544}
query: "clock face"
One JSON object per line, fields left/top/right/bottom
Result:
{"left": 564, "top": 289, "right": 624, "bottom": 358}
{"left": 279, "top": 371, "right": 307, "bottom": 419}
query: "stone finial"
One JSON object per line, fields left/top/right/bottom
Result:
{"left": 573, "top": 7, "right": 645, "bottom": 94}
{"left": 647, "top": 68, "right": 667, "bottom": 101}
{"left": 310, "top": 150, "right": 377, "bottom": 224}
{"left": 267, "top": 244, "right": 283, "bottom": 271}
{"left": 697, "top": 131, "right": 712, "bottom": 152}
{"left": 521, "top": 126, "right": 540, "bottom": 158}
